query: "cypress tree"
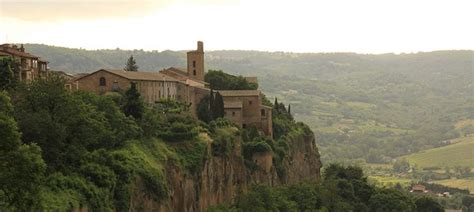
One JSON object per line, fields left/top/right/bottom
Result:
{"left": 274, "top": 97, "right": 279, "bottom": 112}
{"left": 197, "top": 95, "right": 211, "bottom": 123}
{"left": 213, "top": 92, "right": 225, "bottom": 119}
{"left": 124, "top": 55, "right": 139, "bottom": 72}
{"left": 209, "top": 89, "right": 215, "bottom": 119}
{"left": 123, "top": 82, "right": 144, "bottom": 119}
{"left": 288, "top": 104, "right": 291, "bottom": 114}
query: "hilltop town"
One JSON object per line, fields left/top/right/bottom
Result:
{"left": 1, "top": 41, "right": 471, "bottom": 211}
{"left": 1, "top": 41, "right": 273, "bottom": 136}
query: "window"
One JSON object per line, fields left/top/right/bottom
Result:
{"left": 249, "top": 100, "right": 252, "bottom": 105}
{"left": 261, "top": 109, "right": 265, "bottom": 116}
{"left": 232, "top": 111, "right": 236, "bottom": 116}
{"left": 193, "top": 60, "right": 196, "bottom": 68}
{"left": 243, "top": 124, "right": 246, "bottom": 129}
{"left": 112, "top": 81, "right": 119, "bottom": 91}
{"left": 193, "top": 69, "right": 196, "bottom": 76}
{"left": 99, "top": 77, "right": 106, "bottom": 86}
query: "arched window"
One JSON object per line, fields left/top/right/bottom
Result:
{"left": 261, "top": 109, "right": 266, "bottom": 116}
{"left": 99, "top": 77, "right": 106, "bottom": 86}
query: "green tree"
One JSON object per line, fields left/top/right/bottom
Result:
{"left": 13, "top": 76, "right": 121, "bottom": 169}
{"left": 393, "top": 159, "right": 410, "bottom": 173}
{"left": 368, "top": 188, "right": 416, "bottom": 212}
{"left": 196, "top": 94, "right": 211, "bottom": 123}
{"left": 205, "top": 70, "right": 258, "bottom": 90}
{"left": 208, "top": 89, "right": 215, "bottom": 120}
{"left": 414, "top": 196, "right": 443, "bottom": 212}
{"left": 0, "top": 57, "right": 15, "bottom": 90}
{"left": 0, "top": 92, "right": 46, "bottom": 210}
{"left": 212, "top": 92, "right": 224, "bottom": 119}
{"left": 124, "top": 55, "right": 138, "bottom": 72}
{"left": 286, "top": 182, "right": 321, "bottom": 211}
{"left": 122, "top": 82, "right": 144, "bottom": 119}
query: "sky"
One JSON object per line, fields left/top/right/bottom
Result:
{"left": 0, "top": 0, "right": 473, "bottom": 53}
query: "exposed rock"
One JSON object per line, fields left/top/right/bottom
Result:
{"left": 131, "top": 133, "right": 322, "bottom": 212}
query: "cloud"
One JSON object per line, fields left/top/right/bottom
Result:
{"left": 0, "top": 0, "right": 238, "bottom": 21}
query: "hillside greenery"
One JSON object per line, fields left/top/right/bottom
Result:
{"left": 0, "top": 70, "right": 317, "bottom": 210}
{"left": 401, "top": 136, "right": 474, "bottom": 169}
{"left": 209, "top": 164, "right": 447, "bottom": 212}
{"left": 24, "top": 44, "right": 473, "bottom": 164}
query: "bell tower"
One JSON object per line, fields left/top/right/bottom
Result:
{"left": 187, "top": 41, "right": 205, "bottom": 81}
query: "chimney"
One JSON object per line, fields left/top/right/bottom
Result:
{"left": 197, "top": 41, "right": 203, "bottom": 52}
{"left": 19, "top": 44, "right": 25, "bottom": 52}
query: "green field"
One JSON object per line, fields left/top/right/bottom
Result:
{"left": 434, "top": 178, "right": 474, "bottom": 194}
{"left": 368, "top": 176, "right": 413, "bottom": 188}
{"left": 401, "top": 137, "right": 474, "bottom": 168}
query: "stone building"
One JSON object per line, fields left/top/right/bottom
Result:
{"left": 72, "top": 41, "right": 273, "bottom": 136}
{"left": 0, "top": 44, "right": 49, "bottom": 82}
{"left": 219, "top": 90, "right": 273, "bottom": 137}
{"left": 72, "top": 69, "right": 180, "bottom": 104}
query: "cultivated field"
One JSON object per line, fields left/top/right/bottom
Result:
{"left": 401, "top": 136, "right": 474, "bottom": 168}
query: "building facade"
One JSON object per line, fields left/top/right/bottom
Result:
{"left": 219, "top": 90, "right": 273, "bottom": 137}
{"left": 0, "top": 44, "right": 49, "bottom": 82}
{"left": 72, "top": 41, "right": 273, "bottom": 136}
{"left": 72, "top": 69, "right": 180, "bottom": 104}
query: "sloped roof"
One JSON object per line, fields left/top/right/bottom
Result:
{"left": 0, "top": 47, "right": 39, "bottom": 59}
{"left": 0, "top": 52, "right": 11, "bottom": 56}
{"left": 218, "top": 90, "right": 261, "bottom": 97}
{"left": 224, "top": 101, "right": 242, "bottom": 108}
{"left": 160, "top": 67, "right": 209, "bottom": 86}
{"left": 164, "top": 67, "right": 188, "bottom": 75}
{"left": 75, "top": 69, "right": 179, "bottom": 82}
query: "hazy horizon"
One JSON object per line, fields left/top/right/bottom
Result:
{"left": 20, "top": 43, "right": 473, "bottom": 55}
{"left": 1, "top": 0, "right": 473, "bottom": 54}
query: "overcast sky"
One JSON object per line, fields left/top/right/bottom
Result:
{"left": 0, "top": 0, "right": 472, "bottom": 53}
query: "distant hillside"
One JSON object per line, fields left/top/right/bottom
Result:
{"left": 401, "top": 136, "right": 474, "bottom": 168}
{"left": 24, "top": 44, "right": 474, "bottom": 163}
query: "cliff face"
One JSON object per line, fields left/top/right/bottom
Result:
{"left": 131, "top": 133, "right": 322, "bottom": 212}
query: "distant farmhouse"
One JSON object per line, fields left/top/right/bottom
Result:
{"left": 72, "top": 42, "right": 273, "bottom": 136}
{"left": 0, "top": 44, "right": 49, "bottom": 81}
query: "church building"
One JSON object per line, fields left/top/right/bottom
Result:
{"left": 72, "top": 41, "right": 273, "bottom": 136}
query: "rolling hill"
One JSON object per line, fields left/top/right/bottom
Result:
{"left": 401, "top": 136, "right": 474, "bottom": 168}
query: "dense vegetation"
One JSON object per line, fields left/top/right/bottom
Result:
{"left": 209, "top": 164, "right": 446, "bottom": 212}
{"left": 24, "top": 44, "right": 473, "bottom": 164}
{"left": 0, "top": 72, "right": 224, "bottom": 210}
{"left": 0, "top": 64, "right": 320, "bottom": 210}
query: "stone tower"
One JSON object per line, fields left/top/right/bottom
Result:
{"left": 187, "top": 41, "right": 205, "bottom": 81}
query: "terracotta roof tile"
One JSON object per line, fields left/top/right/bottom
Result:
{"left": 0, "top": 48, "right": 39, "bottom": 59}
{"left": 160, "top": 67, "right": 209, "bottom": 85}
{"left": 74, "top": 69, "right": 179, "bottom": 82}
{"left": 102, "top": 69, "right": 179, "bottom": 82}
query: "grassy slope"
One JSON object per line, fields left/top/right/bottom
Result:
{"left": 401, "top": 136, "right": 474, "bottom": 168}
{"left": 433, "top": 178, "right": 474, "bottom": 194}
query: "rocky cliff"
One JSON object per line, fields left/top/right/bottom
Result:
{"left": 130, "top": 132, "right": 322, "bottom": 212}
